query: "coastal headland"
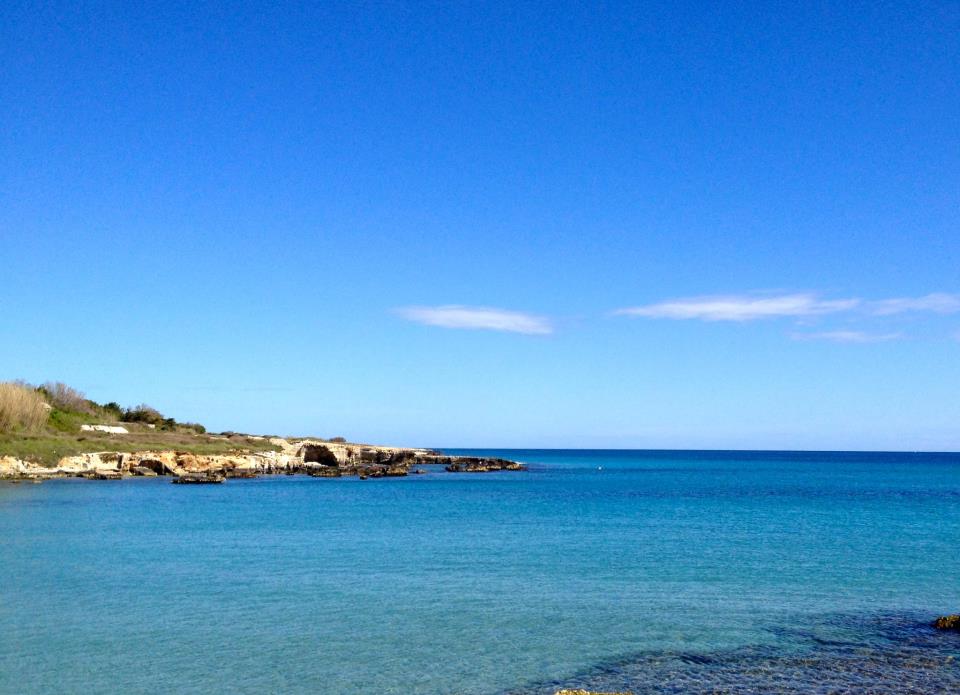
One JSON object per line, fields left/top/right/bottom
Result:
{"left": 0, "top": 438, "right": 524, "bottom": 483}
{"left": 0, "top": 380, "right": 523, "bottom": 482}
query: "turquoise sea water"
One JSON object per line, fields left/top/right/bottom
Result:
{"left": 2, "top": 449, "right": 960, "bottom": 694}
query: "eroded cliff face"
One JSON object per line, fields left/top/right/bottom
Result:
{"left": 0, "top": 440, "right": 524, "bottom": 481}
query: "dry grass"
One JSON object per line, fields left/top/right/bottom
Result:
{"left": 0, "top": 382, "right": 49, "bottom": 433}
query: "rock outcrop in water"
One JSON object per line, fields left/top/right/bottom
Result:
{"left": 172, "top": 471, "right": 225, "bottom": 484}
{"left": 443, "top": 456, "right": 524, "bottom": 472}
{"left": 0, "top": 440, "right": 525, "bottom": 482}
{"left": 933, "top": 615, "right": 960, "bottom": 631}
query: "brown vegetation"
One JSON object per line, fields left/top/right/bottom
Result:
{"left": 0, "top": 382, "right": 49, "bottom": 433}
{"left": 40, "top": 381, "right": 92, "bottom": 413}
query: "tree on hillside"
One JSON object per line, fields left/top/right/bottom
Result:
{"left": 40, "top": 382, "right": 91, "bottom": 413}
{"left": 121, "top": 404, "right": 165, "bottom": 426}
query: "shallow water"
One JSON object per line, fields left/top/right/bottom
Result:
{"left": 1, "top": 449, "right": 959, "bottom": 694}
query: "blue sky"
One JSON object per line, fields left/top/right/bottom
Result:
{"left": 1, "top": 1, "right": 958, "bottom": 450}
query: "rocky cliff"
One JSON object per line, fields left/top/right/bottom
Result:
{"left": 0, "top": 439, "right": 524, "bottom": 482}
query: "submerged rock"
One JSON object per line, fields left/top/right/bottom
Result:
{"left": 306, "top": 466, "right": 341, "bottom": 478}
{"left": 933, "top": 615, "right": 960, "bottom": 631}
{"left": 541, "top": 613, "right": 960, "bottom": 694}
{"left": 172, "top": 472, "right": 225, "bottom": 484}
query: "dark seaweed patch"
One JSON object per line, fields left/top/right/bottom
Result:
{"left": 504, "top": 611, "right": 960, "bottom": 694}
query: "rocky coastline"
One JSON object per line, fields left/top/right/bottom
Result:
{"left": 0, "top": 438, "right": 524, "bottom": 483}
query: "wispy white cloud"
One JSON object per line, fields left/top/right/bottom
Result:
{"left": 791, "top": 330, "right": 902, "bottom": 344}
{"left": 868, "top": 293, "right": 960, "bottom": 316}
{"left": 396, "top": 305, "right": 553, "bottom": 335}
{"left": 614, "top": 294, "right": 859, "bottom": 322}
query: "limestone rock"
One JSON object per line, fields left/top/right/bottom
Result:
{"left": 79, "top": 425, "right": 129, "bottom": 434}
{"left": 58, "top": 452, "right": 122, "bottom": 475}
{"left": 301, "top": 443, "right": 339, "bottom": 467}
{"left": 0, "top": 456, "right": 26, "bottom": 478}
{"left": 4, "top": 440, "right": 523, "bottom": 481}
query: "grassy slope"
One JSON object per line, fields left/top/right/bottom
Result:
{"left": 0, "top": 407, "right": 280, "bottom": 466}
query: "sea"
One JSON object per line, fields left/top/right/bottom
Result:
{"left": 2, "top": 449, "right": 959, "bottom": 694}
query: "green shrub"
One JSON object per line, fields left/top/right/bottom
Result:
{"left": 101, "top": 401, "right": 124, "bottom": 420}
{"left": 47, "top": 408, "right": 90, "bottom": 433}
{"left": 121, "top": 404, "right": 166, "bottom": 425}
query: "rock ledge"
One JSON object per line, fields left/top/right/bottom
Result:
{"left": 0, "top": 441, "right": 525, "bottom": 483}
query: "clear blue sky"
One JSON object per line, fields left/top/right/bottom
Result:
{"left": 2, "top": 1, "right": 958, "bottom": 450}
